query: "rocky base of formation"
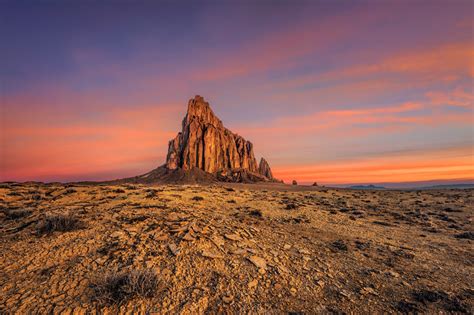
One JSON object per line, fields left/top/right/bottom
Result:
{"left": 217, "top": 168, "right": 271, "bottom": 183}
{"left": 121, "top": 95, "right": 280, "bottom": 184}
{"left": 116, "top": 165, "right": 282, "bottom": 185}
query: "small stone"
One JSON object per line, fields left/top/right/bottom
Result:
{"left": 277, "top": 265, "right": 290, "bottom": 274}
{"left": 360, "top": 287, "right": 378, "bottom": 296}
{"left": 225, "top": 233, "right": 242, "bottom": 241}
{"left": 299, "top": 248, "right": 311, "bottom": 255}
{"left": 182, "top": 232, "right": 195, "bottom": 241}
{"left": 153, "top": 233, "right": 168, "bottom": 241}
{"left": 145, "top": 261, "right": 154, "bottom": 268}
{"left": 170, "top": 225, "right": 188, "bottom": 233}
{"left": 232, "top": 248, "right": 247, "bottom": 255}
{"left": 387, "top": 270, "right": 400, "bottom": 278}
{"left": 248, "top": 279, "right": 258, "bottom": 290}
{"left": 201, "top": 249, "right": 223, "bottom": 259}
{"left": 167, "top": 213, "right": 180, "bottom": 221}
{"left": 211, "top": 236, "right": 225, "bottom": 247}
{"left": 168, "top": 243, "right": 179, "bottom": 256}
{"left": 248, "top": 256, "right": 267, "bottom": 270}
{"left": 283, "top": 244, "right": 291, "bottom": 250}
{"left": 222, "top": 295, "right": 233, "bottom": 303}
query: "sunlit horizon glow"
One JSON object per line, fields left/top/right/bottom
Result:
{"left": 1, "top": 1, "right": 473, "bottom": 186}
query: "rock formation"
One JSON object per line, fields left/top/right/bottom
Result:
{"left": 165, "top": 95, "right": 275, "bottom": 182}
{"left": 114, "top": 95, "right": 277, "bottom": 184}
{"left": 258, "top": 158, "right": 273, "bottom": 180}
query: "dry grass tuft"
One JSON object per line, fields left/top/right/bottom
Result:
{"left": 5, "top": 209, "right": 32, "bottom": 220}
{"left": 90, "top": 269, "right": 161, "bottom": 305}
{"left": 36, "top": 213, "right": 83, "bottom": 234}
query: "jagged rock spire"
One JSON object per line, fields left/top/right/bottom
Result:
{"left": 258, "top": 158, "right": 274, "bottom": 180}
{"left": 165, "top": 95, "right": 274, "bottom": 181}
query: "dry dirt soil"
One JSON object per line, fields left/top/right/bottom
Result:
{"left": 0, "top": 182, "right": 473, "bottom": 314}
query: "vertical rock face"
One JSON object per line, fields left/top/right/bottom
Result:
{"left": 258, "top": 158, "right": 273, "bottom": 180}
{"left": 165, "top": 95, "right": 274, "bottom": 181}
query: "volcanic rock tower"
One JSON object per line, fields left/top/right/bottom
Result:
{"left": 118, "top": 95, "right": 277, "bottom": 184}
{"left": 164, "top": 95, "right": 275, "bottom": 182}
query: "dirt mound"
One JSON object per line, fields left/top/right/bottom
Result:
{"left": 113, "top": 166, "right": 218, "bottom": 185}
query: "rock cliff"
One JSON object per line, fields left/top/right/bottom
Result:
{"left": 258, "top": 158, "right": 274, "bottom": 180}
{"left": 165, "top": 95, "right": 274, "bottom": 182}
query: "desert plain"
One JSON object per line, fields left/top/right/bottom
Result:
{"left": 0, "top": 182, "right": 472, "bottom": 314}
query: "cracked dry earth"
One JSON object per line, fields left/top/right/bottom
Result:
{"left": 1, "top": 183, "right": 473, "bottom": 314}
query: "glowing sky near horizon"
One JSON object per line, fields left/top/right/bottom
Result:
{"left": 1, "top": 1, "right": 473, "bottom": 185}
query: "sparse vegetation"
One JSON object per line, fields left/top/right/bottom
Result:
{"left": 90, "top": 269, "right": 161, "bottom": 305}
{"left": 1, "top": 183, "right": 472, "bottom": 313}
{"left": 36, "top": 213, "right": 83, "bottom": 234}
{"left": 249, "top": 209, "right": 263, "bottom": 217}
{"left": 5, "top": 208, "right": 32, "bottom": 220}
{"left": 454, "top": 231, "right": 474, "bottom": 240}
{"left": 192, "top": 196, "right": 204, "bottom": 201}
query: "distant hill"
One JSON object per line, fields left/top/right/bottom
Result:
{"left": 331, "top": 180, "right": 474, "bottom": 190}
{"left": 348, "top": 185, "right": 386, "bottom": 190}
{"left": 417, "top": 184, "right": 474, "bottom": 190}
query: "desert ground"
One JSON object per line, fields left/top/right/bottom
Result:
{"left": 0, "top": 182, "right": 473, "bottom": 314}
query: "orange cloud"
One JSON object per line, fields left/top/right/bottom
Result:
{"left": 233, "top": 100, "right": 472, "bottom": 141}
{"left": 426, "top": 86, "right": 474, "bottom": 108}
{"left": 0, "top": 103, "right": 181, "bottom": 182}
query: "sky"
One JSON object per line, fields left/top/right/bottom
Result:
{"left": 0, "top": 0, "right": 473, "bottom": 186}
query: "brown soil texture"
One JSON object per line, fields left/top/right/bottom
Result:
{"left": 1, "top": 183, "right": 473, "bottom": 314}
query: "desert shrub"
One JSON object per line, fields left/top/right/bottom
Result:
{"left": 249, "top": 209, "right": 263, "bottom": 217}
{"left": 192, "top": 196, "right": 204, "bottom": 201}
{"left": 5, "top": 209, "right": 32, "bottom": 220}
{"left": 455, "top": 231, "right": 474, "bottom": 240}
{"left": 332, "top": 239, "right": 348, "bottom": 251}
{"left": 36, "top": 213, "right": 83, "bottom": 234}
{"left": 90, "top": 269, "right": 160, "bottom": 305}
{"left": 31, "top": 194, "right": 42, "bottom": 201}
{"left": 113, "top": 188, "right": 126, "bottom": 193}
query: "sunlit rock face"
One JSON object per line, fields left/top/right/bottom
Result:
{"left": 166, "top": 95, "right": 274, "bottom": 181}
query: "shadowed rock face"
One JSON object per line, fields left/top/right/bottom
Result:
{"left": 258, "top": 158, "right": 273, "bottom": 180}
{"left": 166, "top": 96, "right": 273, "bottom": 181}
